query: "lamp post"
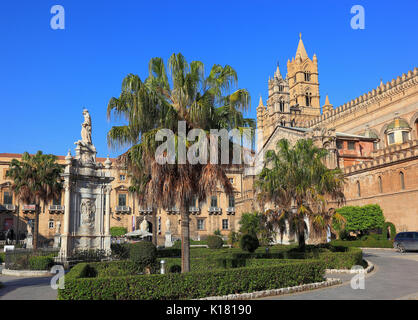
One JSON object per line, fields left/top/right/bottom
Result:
{"left": 160, "top": 260, "right": 166, "bottom": 274}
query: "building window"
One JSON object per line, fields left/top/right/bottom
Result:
{"left": 53, "top": 194, "right": 61, "bottom": 206}
{"left": 400, "top": 172, "right": 405, "bottom": 190}
{"left": 191, "top": 196, "right": 198, "bottom": 208}
{"left": 388, "top": 133, "right": 395, "bottom": 145}
{"left": 228, "top": 195, "right": 235, "bottom": 208}
{"left": 279, "top": 100, "right": 285, "bottom": 112}
{"left": 197, "top": 219, "right": 205, "bottom": 230}
{"left": 118, "top": 194, "right": 127, "bottom": 206}
{"left": 3, "top": 191, "right": 12, "bottom": 205}
{"left": 279, "top": 85, "right": 284, "bottom": 92}
{"left": 357, "top": 181, "right": 361, "bottom": 197}
{"left": 222, "top": 219, "right": 229, "bottom": 230}
{"left": 48, "top": 220, "right": 54, "bottom": 229}
{"left": 158, "top": 217, "right": 161, "bottom": 234}
{"left": 304, "top": 72, "right": 311, "bottom": 82}
{"left": 229, "top": 178, "right": 234, "bottom": 185}
{"left": 378, "top": 176, "right": 383, "bottom": 193}
{"left": 305, "top": 92, "right": 312, "bottom": 106}
{"left": 401, "top": 131, "right": 409, "bottom": 143}
{"left": 348, "top": 141, "right": 355, "bottom": 150}
{"left": 336, "top": 141, "right": 343, "bottom": 150}
{"left": 119, "top": 174, "right": 126, "bottom": 181}
{"left": 210, "top": 196, "right": 218, "bottom": 208}
{"left": 373, "top": 142, "right": 378, "bottom": 150}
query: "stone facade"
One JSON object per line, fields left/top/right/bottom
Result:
{"left": 253, "top": 34, "right": 418, "bottom": 234}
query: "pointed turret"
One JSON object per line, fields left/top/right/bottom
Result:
{"left": 322, "top": 95, "right": 333, "bottom": 113}
{"left": 274, "top": 63, "right": 283, "bottom": 80}
{"left": 295, "top": 33, "right": 309, "bottom": 61}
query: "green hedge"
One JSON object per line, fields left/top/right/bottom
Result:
{"left": 0, "top": 252, "right": 4, "bottom": 264}
{"left": 28, "top": 256, "right": 55, "bottom": 270}
{"left": 330, "top": 239, "right": 393, "bottom": 248}
{"left": 110, "top": 227, "right": 128, "bottom": 237}
{"left": 58, "top": 260, "right": 326, "bottom": 300}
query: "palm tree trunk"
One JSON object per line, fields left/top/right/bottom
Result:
{"left": 33, "top": 208, "right": 39, "bottom": 250}
{"left": 298, "top": 224, "right": 305, "bottom": 251}
{"left": 180, "top": 201, "right": 190, "bottom": 273}
{"left": 152, "top": 207, "right": 157, "bottom": 246}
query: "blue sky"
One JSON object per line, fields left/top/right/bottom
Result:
{"left": 0, "top": 0, "right": 417, "bottom": 158}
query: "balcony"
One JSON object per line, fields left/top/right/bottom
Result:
{"left": 167, "top": 207, "right": 180, "bottom": 215}
{"left": 226, "top": 207, "right": 235, "bottom": 215}
{"left": 208, "top": 207, "right": 222, "bottom": 215}
{"left": 189, "top": 207, "right": 200, "bottom": 215}
{"left": 49, "top": 205, "right": 64, "bottom": 213}
{"left": 0, "top": 204, "right": 16, "bottom": 212}
{"left": 139, "top": 207, "right": 153, "bottom": 215}
{"left": 115, "top": 206, "right": 131, "bottom": 214}
{"left": 22, "top": 204, "right": 37, "bottom": 213}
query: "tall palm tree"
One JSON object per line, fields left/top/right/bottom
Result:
{"left": 107, "top": 53, "right": 253, "bottom": 272}
{"left": 256, "top": 139, "right": 345, "bottom": 250}
{"left": 7, "top": 151, "right": 63, "bottom": 250}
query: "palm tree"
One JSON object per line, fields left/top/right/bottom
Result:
{"left": 7, "top": 151, "right": 63, "bottom": 250}
{"left": 107, "top": 53, "right": 253, "bottom": 272}
{"left": 256, "top": 139, "right": 345, "bottom": 250}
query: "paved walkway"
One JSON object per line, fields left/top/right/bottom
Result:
{"left": 262, "top": 249, "right": 418, "bottom": 300}
{"left": 0, "top": 266, "right": 57, "bottom": 300}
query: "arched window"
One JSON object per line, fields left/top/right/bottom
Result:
{"left": 279, "top": 85, "right": 284, "bottom": 92}
{"left": 400, "top": 172, "right": 405, "bottom": 190}
{"left": 357, "top": 181, "right": 361, "bottom": 197}
{"left": 279, "top": 100, "right": 285, "bottom": 112}
{"left": 305, "top": 92, "right": 312, "bottom": 106}
{"left": 304, "top": 72, "right": 311, "bottom": 82}
{"left": 378, "top": 176, "right": 383, "bottom": 193}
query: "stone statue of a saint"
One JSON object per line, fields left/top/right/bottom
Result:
{"left": 55, "top": 221, "right": 61, "bottom": 234}
{"left": 81, "top": 109, "right": 92, "bottom": 145}
{"left": 140, "top": 219, "right": 148, "bottom": 232}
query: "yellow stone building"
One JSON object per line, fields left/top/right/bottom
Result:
{"left": 0, "top": 35, "right": 417, "bottom": 246}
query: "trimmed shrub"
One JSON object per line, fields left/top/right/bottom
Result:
{"left": 111, "top": 243, "right": 130, "bottom": 260}
{"left": 129, "top": 241, "right": 158, "bottom": 273}
{"left": 58, "top": 260, "right": 326, "bottom": 300}
{"left": 207, "top": 235, "right": 224, "bottom": 249}
{"left": 334, "top": 204, "right": 385, "bottom": 234}
{"left": 0, "top": 252, "right": 4, "bottom": 264}
{"left": 110, "top": 227, "right": 127, "bottom": 238}
{"left": 240, "top": 234, "right": 259, "bottom": 253}
{"left": 156, "top": 248, "right": 181, "bottom": 258}
{"left": 169, "top": 264, "right": 181, "bottom": 273}
{"left": 383, "top": 222, "right": 396, "bottom": 240}
{"left": 330, "top": 239, "right": 393, "bottom": 248}
{"left": 28, "top": 256, "right": 54, "bottom": 270}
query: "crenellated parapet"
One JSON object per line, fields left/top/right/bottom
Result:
{"left": 306, "top": 68, "right": 418, "bottom": 128}
{"left": 343, "top": 139, "right": 418, "bottom": 175}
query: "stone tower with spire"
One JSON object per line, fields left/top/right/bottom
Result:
{"left": 286, "top": 33, "right": 321, "bottom": 125}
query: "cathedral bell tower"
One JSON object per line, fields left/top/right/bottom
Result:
{"left": 287, "top": 33, "right": 320, "bottom": 125}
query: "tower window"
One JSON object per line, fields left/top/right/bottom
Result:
{"left": 400, "top": 172, "right": 405, "bottom": 190}
{"left": 279, "top": 85, "right": 284, "bottom": 92}
{"left": 304, "top": 72, "right": 311, "bottom": 81}
{"left": 388, "top": 133, "right": 395, "bottom": 145}
{"left": 378, "top": 176, "right": 383, "bottom": 193}
{"left": 357, "top": 181, "right": 361, "bottom": 197}
{"left": 279, "top": 100, "right": 285, "bottom": 112}
{"left": 402, "top": 131, "right": 409, "bottom": 143}
{"left": 305, "top": 92, "right": 312, "bottom": 106}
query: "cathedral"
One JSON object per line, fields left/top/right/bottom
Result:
{"left": 238, "top": 34, "right": 418, "bottom": 241}
{"left": 0, "top": 35, "right": 417, "bottom": 246}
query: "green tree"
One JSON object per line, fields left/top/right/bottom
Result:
{"left": 238, "top": 212, "right": 261, "bottom": 237}
{"left": 107, "top": 53, "right": 253, "bottom": 272}
{"left": 7, "top": 151, "right": 63, "bottom": 250}
{"left": 334, "top": 204, "right": 385, "bottom": 235}
{"left": 256, "top": 139, "right": 346, "bottom": 250}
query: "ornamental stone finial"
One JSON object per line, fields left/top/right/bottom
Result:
{"left": 104, "top": 155, "right": 112, "bottom": 169}
{"left": 65, "top": 149, "right": 72, "bottom": 165}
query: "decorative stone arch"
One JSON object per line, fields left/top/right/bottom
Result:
{"left": 379, "top": 123, "right": 389, "bottom": 148}
{"left": 409, "top": 111, "right": 418, "bottom": 139}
